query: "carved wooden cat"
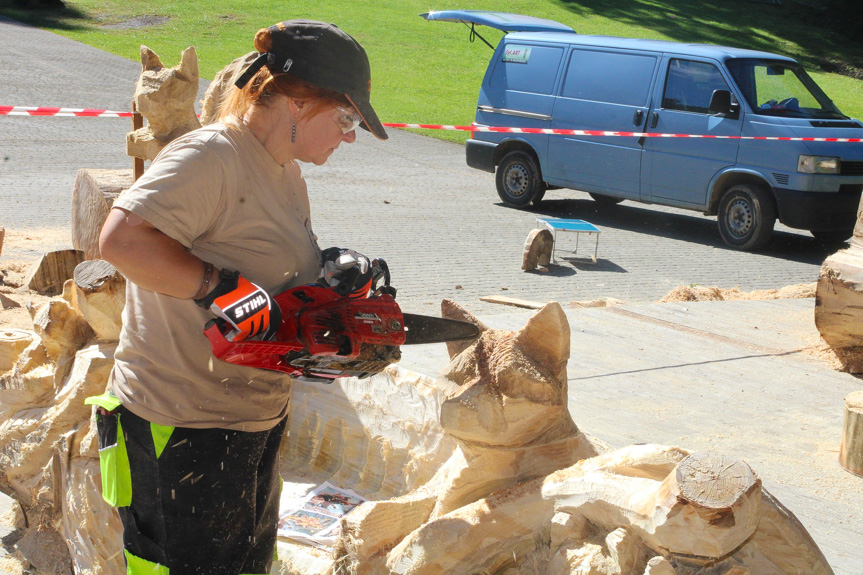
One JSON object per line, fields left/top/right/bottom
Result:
{"left": 126, "top": 46, "right": 201, "bottom": 162}
{"left": 334, "top": 300, "right": 599, "bottom": 573}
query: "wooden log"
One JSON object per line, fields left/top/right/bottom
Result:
{"left": 0, "top": 333, "right": 52, "bottom": 418}
{"left": 522, "top": 228, "right": 553, "bottom": 271}
{"left": 71, "top": 168, "right": 131, "bottom": 261}
{"left": 32, "top": 299, "right": 94, "bottom": 363}
{"left": 815, "top": 194, "right": 863, "bottom": 371}
{"left": 24, "top": 249, "right": 84, "bottom": 295}
{"left": 840, "top": 390, "right": 863, "bottom": 477}
{"left": 0, "top": 342, "right": 115, "bottom": 504}
{"left": 646, "top": 451, "right": 761, "bottom": 559}
{"left": 73, "top": 260, "right": 125, "bottom": 341}
{"left": 0, "top": 329, "right": 35, "bottom": 373}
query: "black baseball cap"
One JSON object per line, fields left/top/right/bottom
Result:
{"left": 235, "top": 20, "right": 387, "bottom": 140}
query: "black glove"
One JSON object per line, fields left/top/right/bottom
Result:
{"left": 318, "top": 247, "right": 374, "bottom": 299}
{"left": 195, "top": 269, "right": 281, "bottom": 341}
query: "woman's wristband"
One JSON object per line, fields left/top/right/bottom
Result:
{"left": 192, "top": 261, "right": 216, "bottom": 301}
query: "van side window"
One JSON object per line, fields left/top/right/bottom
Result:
{"left": 662, "top": 59, "right": 731, "bottom": 114}
{"left": 489, "top": 45, "right": 564, "bottom": 95}
{"left": 561, "top": 50, "right": 657, "bottom": 106}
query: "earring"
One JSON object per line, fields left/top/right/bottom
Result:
{"left": 291, "top": 118, "right": 296, "bottom": 143}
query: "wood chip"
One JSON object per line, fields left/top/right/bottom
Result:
{"left": 479, "top": 295, "right": 546, "bottom": 309}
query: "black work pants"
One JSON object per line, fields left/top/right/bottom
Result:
{"left": 117, "top": 405, "right": 286, "bottom": 575}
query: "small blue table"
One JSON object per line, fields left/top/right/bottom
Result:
{"left": 536, "top": 218, "right": 601, "bottom": 264}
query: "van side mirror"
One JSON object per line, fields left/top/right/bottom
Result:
{"left": 709, "top": 90, "right": 740, "bottom": 119}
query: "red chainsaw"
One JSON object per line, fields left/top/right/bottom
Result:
{"left": 203, "top": 258, "right": 478, "bottom": 383}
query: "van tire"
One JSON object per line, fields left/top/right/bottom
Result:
{"left": 589, "top": 193, "right": 624, "bottom": 206}
{"left": 717, "top": 184, "right": 776, "bottom": 250}
{"left": 496, "top": 151, "right": 546, "bottom": 208}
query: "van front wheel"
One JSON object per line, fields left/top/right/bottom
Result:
{"left": 496, "top": 151, "right": 546, "bottom": 208}
{"left": 717, "top": 184, "right": 776, "bottom": 250}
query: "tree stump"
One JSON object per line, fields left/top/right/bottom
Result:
{"left": 814, "top": 199, "right": 863, "bottom": 371}
{"left": 647, "top": 452, "right": 761, "bottom": 559}
{"left": 840, "top": 390, "right": 863, "bottom": 477}
{"left": 71, "top": 169, "right": 131, "bottom": 261}
{"left": 72, "top": 260, "right": 125, "bottom": 341}
{"left": 522, "top": 228, "right": 553, "bottom": 271}
{"left": 24, "top": 250, "right": 84, "bottom": 295}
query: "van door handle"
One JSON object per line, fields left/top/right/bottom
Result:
{"left": 650, "top": 112, "right": 659, "bottom": 129}
{"left": 633, "top": 110, "right": 644, "bottom": 126}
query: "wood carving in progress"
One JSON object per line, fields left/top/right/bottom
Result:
{"left": 326, "top": 301, "right": 831, "bottom": 575}
{"left": 0, "top": 283, "right": 836, "bottom": 574}
{"left": 0, "top": 48, "right": 840, "bottom": 574}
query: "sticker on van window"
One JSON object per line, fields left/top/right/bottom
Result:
{"left": 502, "top": 46, "right": 532, "bottom": 64}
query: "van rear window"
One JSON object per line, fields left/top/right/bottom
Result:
{"left": 561, "top": 50, "right": 657, "bottom": 106}
{"left": 490, "top": 44, "right": 563, "bottom": 95}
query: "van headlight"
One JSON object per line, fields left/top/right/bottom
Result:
{"left": 798, "top": 155, "right": 840, "bottom": 174}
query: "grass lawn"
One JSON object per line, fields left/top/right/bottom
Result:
{"left": 2, "top": 0, "right": 862, "bottom": 143}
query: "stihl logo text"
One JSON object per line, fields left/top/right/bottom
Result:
{"left": 231, "top": 295, "right": 267, "bottom": 319}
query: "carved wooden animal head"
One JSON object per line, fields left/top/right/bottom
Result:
{"left": 438, "top": 300, "right": 572, "bottom": 447}
{"left": 134, "top": 45, "right": 200, "bottom": 135}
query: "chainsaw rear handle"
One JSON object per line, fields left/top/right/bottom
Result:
{"left": 371, "top": 258, "right": 396, "bottom": 298}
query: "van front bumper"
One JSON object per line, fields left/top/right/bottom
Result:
{"left": 466, "top": 139, "right": 497, "bottom": 173}
{"left": 774, "top": 185, "right": 862, "bottom": 231}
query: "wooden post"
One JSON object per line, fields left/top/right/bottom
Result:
{"left": 840, "top": 390, "right": 863, "bottom": 477}
{"left": 132, "top": 99, "right": 145, "bottom": 182}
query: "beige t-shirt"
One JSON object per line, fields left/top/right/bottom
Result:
{"left": 110, "top": 118, "right": 322, "bottom": 431}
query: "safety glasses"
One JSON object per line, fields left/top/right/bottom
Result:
{"left": 334, "top": 105, "right": 362, "bottom": 134}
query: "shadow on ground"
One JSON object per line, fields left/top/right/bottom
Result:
{"left": 519, "top": 196, "right": 840, "bottom": 266}
{"left": 0, "top": 1, "right": 90, "bottom": 31}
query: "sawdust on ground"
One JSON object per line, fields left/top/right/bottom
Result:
{"left": 658, "top": 282, "right": 846, "bottom": 369}
{"left": 1, "top": 228, "right": 74, "bottom": 332}
{"left": 659, "top": 282, "right": 816, "bottom": 303}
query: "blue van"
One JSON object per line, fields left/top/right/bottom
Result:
{"left": 423, "top": 10, "right": 863, "bottom": 250}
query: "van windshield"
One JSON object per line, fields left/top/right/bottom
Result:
{"left": 726, "top": 58, "right": 845, "bottom": 119}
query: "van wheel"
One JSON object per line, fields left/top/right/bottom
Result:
{"left": 717, "top": 184, "right": 776, "bottom": 250}
{"left": 496, "top": 151, "right": 546, "bottom": 208}
{"left": 589, "top": 193, "right": 624, "bottom": 206}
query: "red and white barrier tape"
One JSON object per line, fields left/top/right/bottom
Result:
{"left": 3, "top": 106, "right": 862, "bottom": 142}
{"left": 386, "top": 123, "right": 863, "bottom": 143}
{"left": 1, "top": 105, "right": 132, "bottom": 117}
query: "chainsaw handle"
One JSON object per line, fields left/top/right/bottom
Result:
{"left": 372, "top": 258, "right": 396, "bottom": 298}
